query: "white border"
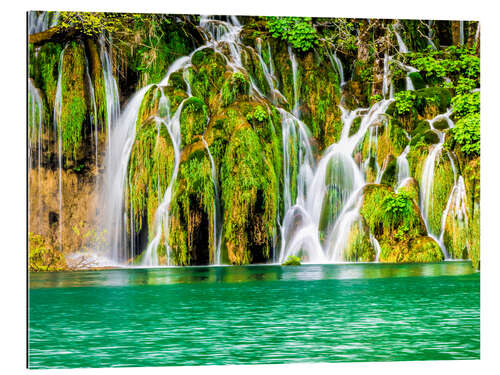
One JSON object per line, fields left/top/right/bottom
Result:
{"left": 2, "top": 1, "right": 499, "bottom": 374}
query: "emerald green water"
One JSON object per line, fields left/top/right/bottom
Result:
{"left": 29, "top": 262, "right": 480, "bottom": 368}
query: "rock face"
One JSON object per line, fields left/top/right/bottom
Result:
{"left": 359, "top": 184, "right": 443, "bottom": 263}
{"left": 28, "top": 14, "right": 480, "bottom": 269}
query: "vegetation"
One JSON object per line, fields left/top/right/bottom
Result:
{"left": 265, "top": 17, "right": 319, "bottom": 52}
{"left": 28, "top": 13, "right": 480, "bottom": 269}
{"left": 282, "top": 255, "right": 301, "bottom": 266}
{"left": 29, "top": 233, "right": 66, "bottom": 272}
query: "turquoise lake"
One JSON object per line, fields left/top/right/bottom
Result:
{"left": 28, "top": 262, "right": 480, "bottom": 368}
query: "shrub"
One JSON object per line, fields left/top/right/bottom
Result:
{"left": 452, "top": 113, "right": 480, "bottom": 156}
{"left": 394, "top": 90, "right": 416, "bottom": 115}
{"left": 266, "top": 17, "right": 318, "bottom": 52}
{"left": 282, "top": 255, "right": 301, "bottom": 266}
{"left": 29, "top": 233, "right": 66, "bottom": 272}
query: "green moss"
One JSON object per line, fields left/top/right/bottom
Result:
{"left": 60, "top": 41, "right": 87, "bottom": 161}
{"left": 379, "top": 236, "right": 443, "bottom": 263}
{"left": 32, "top": 42, "right": 63, "bottom": 114}
{"left": 189, "top": 48, "right": 227, "bottom": 104}
{"left": 408, "top": 71, "right": 426, "bottom": 90}
{"left": 168, "top": 149, "right": 216, "bottom": 265}
{"left": 414, "top": 87, "right": 452, "bottom": 117}
{"left": 380, "top": 155, "right": 398, "bottom": 187}
{"left": 127, "top": 118, "right": 175, "bottom": 237}
{"left": 425, "top": 150, "right": 455, "bottom": 235}
{"left": 180, "top": 97, "right": 208, "bottom": 146}
{"left": 397, "top": 178, "right": 420, "bottom": 205}
{"left": 359, "top": 184, "right": 440, "bottom": 263}
{"left": 342, "top": 220, "right": 376, "bottom": 262}
{"left": 220, "top": 127, "right": 278, "bottom": 264}
{"left": 282, "top": 255, "right": 301, "bottom": 266}
{"left": 221, "top": 71, "right": 250, "bottom": 107}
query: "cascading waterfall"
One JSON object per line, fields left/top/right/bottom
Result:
{"left": 326, "top": 46, "right": 345, "bottom": 87}
{"left": 279, "top": 99, "right": 394, "bottom": 263}
{"left": 419, "top": 109, "right": 455, "bottom": 257}
{"left": 53, "top": 47, "right": 66, "bottom": 253}
{"left": 460, "top": 21, "right": 464, "bottom": 46}
{"left": 140, "top": 99, "right": 184, "bottom": 266}
{"left": 28, "top": 11, "right": 60, "bottom": 35}
{"left": 396, "top": 145, "right": 410, "bottom": 189}
{"left": 28, "top": 79, "right": 44, "bottom": 231}
{"left": 394, "top": 25, "right": 408, "bottom": 53}
{"left": 84, "top": 52, "right": 100, "bottom": 176}
{"left": 438, "top": 175, "right": 468, "bottom": 251}
{"left": 103, "top": 16, "right": 249, "bottom": 265}
{"left": 102, "top": 86, "right": 152, "bottom": 264}
{"left": 202, "top": 137, "right": 223, "bottom": 265}
{"left": 95, "top": 15, "right": 468, "bottom": 268}
{"left": 427, "top": 20, "right": 437, "bottom": 50}
{"left": 99, "top": 37, "right": 121, "bottom": 153}
{"left": 288, "top": 46, "right": 300, "bottom": 117}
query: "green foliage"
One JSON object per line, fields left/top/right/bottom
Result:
{"left": 318, "top": 18, "right": 358, "bottom": 56}
{"left": 382, "top": 192, "right": 416, "bottom": 229}
{"left": 266, "top": 17, "right": 318, "bottom": 52}
{"left": 451, "top": 113, "right": 480, "bottom": 156}
{"left": 282, "top": 255, "right": 301, "bottom": 266}
{"left": 451, "top": 91, "right": 480, "bottom": 119}
{"left": 394, "top": 90, "right": 416, "bottom": 115}
{"left": 58, "top": 11, "right": 137, "bottom": 37}
{"left": 246, "top": 105, "right": 268, "bottom": 124}
{"left": 403, "top": 46, "right": 479, "bottom": 85}
{"left": 370, "top": 94, "right": 382, "bottom": 103}
{"left": 29, "top": 233, "right": 66, "bottom": 272}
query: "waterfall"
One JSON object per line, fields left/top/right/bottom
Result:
{"left": 394, "top": 30, "right": 408, "bottom": 53}
{"left": 419, "top": 109, "right": 454, "bottom": 257}
{"left": 459, "top": 21, "right": 464, "bottom": 46}
{"left": 370, "top": 234, "right": 382, "bottom": 262}
{"left": 396, "top": 145, "right": 410, "bottom": 188}
{"left": 202, "top": 137, "right": 223, "bottom": 265}
{"left": 438, "top": 175, "right": 468, "bottom": 250}
{"left": 140, "top": 99, "right": 184, "bottom": 266}
{"left": 28, "top": 79, "right": 44, "bottom": 232}
{"left": 382, "top": 53, "right": 392, "bottom": 98}
{"left": 99, "top": 37, "right": 121, "bottom": 153}
{"left": 427, "top": 20, "right": 437, "bottom": 50}
{"left": 326, "top": 46, "right": 345, "bottom": 87}
{"left": 288, "top": 46, "right": 300, "bottom": 117}
{"left": 279, "top": 99, "right": 393, "bottom": 263}
{"left": 102, "top": 86, "right": 153, "bottom": 263}
{"left": 84, "top": 52, "right": 100, "bottom": 176}
{"left": 28, "top": 11, "right": 60, "bottom": 35}
{"left": 53, "top": 47, "right": 66, "bottom": 252}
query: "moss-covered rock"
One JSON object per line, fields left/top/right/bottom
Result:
{"left": 221, "top": 71, "right": 250, "bottom": 107}
{"left": 408, "top": 71, "right": 426, "bottom": 90}
{"left": 342, "top": 219, "right": 376, "bottom": 262}
{"left": 189, "top": 47, "right": 227, "bottom": 106}
{"left": 180, "top": 97, "right": 208, "bottom": 146}
{"left": 397, "top": 177, "right": 420, "bottom": 205}
{"left": 127, "top": 118, "right": 175, "bottom": 238}
{"left": 60, "top": 41, "right": 88, "bottom": 161}
{"left": 379, "top": 154, "right": 397, "bottom": 186}
{"left": 220, "top": 126, "right": 279, "bottom": 265}
{"left": 359, "top": 184, "right": 441, "bottom": 263}
{"left": 168, "top": 149, "right": 216, "bottom": 265}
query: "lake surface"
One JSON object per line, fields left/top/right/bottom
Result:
{"left": 28, "top": 262, "right": 480, "bottom": 368}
